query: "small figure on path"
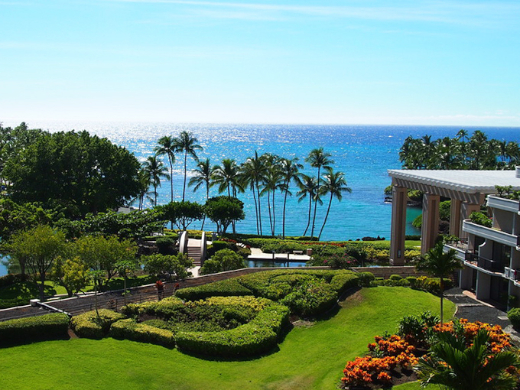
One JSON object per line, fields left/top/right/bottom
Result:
{"left": 156, "top": 280, "right": 164, "bottom": 301}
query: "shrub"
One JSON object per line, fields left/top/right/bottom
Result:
{"left": 507, "top": 308, "right": 520, "bottom": 328}
{"left": 356, "top": 272, "right": 375, "bottom": 287}
{"left": 109, "top": 319, "right": 175, "bottom": 348}
{"left": 389, "top": 274, "right": 402, "bottom": 281}
{"left": 469, "top": 211, "right": 492, "bottom": 228}
{"left": 175, "top": 278, "right": 253, "bottom": 301}
{"left": 0, "top": 313, "right": 70, "bottom": 347}
{"left": 412, "top": 276, "right": 453, "bottom": 296}
{"left": 200, "top": 249, "right": 245, "bottom": 275}
{"left": 281, "top": 278, "right": 337, "bottom": 317}
{"left": 199, "top": 259, "right": 221, "bottom": 275}
{"left": 237, "top": 247, "right": 252, "bottom": 259}
{"left": 156, "top": 237, "right": 176, "bottom": 255}
{"left": 175, "top": 301, "right": 289, "bottom": 358}
{"left": 71, "top": 309, "right": 125, "bottom": 339}
{"left": 0, "top": 298, "right": 28, "bottom": 309}
{"left": 0, "top": 273, "right": 26, "bottom": 289}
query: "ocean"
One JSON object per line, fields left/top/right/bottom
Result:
{"left": 1, "top": 122, "right": 520, "bottom": 276}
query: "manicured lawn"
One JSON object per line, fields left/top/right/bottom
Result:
{"left": 1, "top": 287, "right": 455, "bottom": 390}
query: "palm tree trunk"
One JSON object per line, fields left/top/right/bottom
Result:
{"left": 440, "top": 278, "right": 444, "bottom": 324}
{"left": 256, "top": 180, "right": 263, "bottom": 236}
{"left": 303, "top": 196, "right": 312, "bottom": 236}
{"left": 201, "top": 187, "right": 209, "bottom": 230}
{"left": 311, "top": 167, "right": 321, "bottom": 238}
{"left": 272, "top": 191, "right": 276, "bottom": 236}
{"left": 266, "top": 190, "right": 273, "bottom": 236}
{"left": 318, "top": 194, "right": 333, "bottom": 240}
{"left": 282, "top": 189, "right": 288, "bottom": 239}
{"left": 252, "top": 183, "right": 260, "bottom": 235}
{"left": 169, "top": 157, "right": 173, "bottom": 203}
{"left": 182, "top": 152, "right": 188, "bottom": 201}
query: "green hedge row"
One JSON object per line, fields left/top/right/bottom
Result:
{"left": 109, "top": 319, "right": 175, "bottom": 348}
{"left": 175, "top": 278, "right": 254, "bottom": 301}
{"left": 0, "top": 298, "right": 28, "bottom": 309}
{"left": 175, "top": 301, "right": 289, "bottom": 357}
{"left": 120, "top": 297, "right": 184, "bottom": 318}
{"left": 0, "top": 273, "right": 26, "bottom": 289}
{"left": 71, "top": 309, "right": 125, "bottom": 339}
{"left": 0, "top": 313, "right": 70, "bottom": 347}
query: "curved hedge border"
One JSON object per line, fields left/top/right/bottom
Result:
{"left": 175, "top": 278, "right": 253, "bottom": 301}
{"left": 71, "top": 309, "right": 125, "bottom": 339}
{"left": 0, "top": 313, "right": 70, "bottom": 347}
{"left": 175, "top": 301, "right": 289, "bottom": 357}
{"left": 109, "top": 319, "right": 175, "bottom": 348}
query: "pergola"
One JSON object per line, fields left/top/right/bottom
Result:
{"left": 387, "top": 169, "right": 520, "bottom": 265}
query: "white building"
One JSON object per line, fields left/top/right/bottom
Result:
{"left": 388, "top": 168, "right": 520, "bottom": 306}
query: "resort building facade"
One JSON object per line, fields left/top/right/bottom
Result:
{"left": 388, "top": 169, "right": 520, "bottom": 306}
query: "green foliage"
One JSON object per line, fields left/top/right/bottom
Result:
{"left": 0, "top": 273, "right": 26, "bottom": 289}
{"left": 155, "top": 201, "right": 204, "bottom": 231}
{"left": 71, "top": 309, "right": 125, "bottom": 339}
{"left": 204, "top": 196, "right": 245, "bottom": 234}
{"left": 469, "top": 211, "right": 493, "bottom": 227}
{"left": 156, "top": 236, "right": 175, "bottom": 255}
{"left": 56, "top": 209, "right": 166, "bottom": 240}
{"left": 175, "top": 278, "right": 253, "bottom": 301}
{"left": 356, "top": 272, "right": 375, "bottom": 287}
{"left": 200, "top": 249, "right": 246, "bottom": 275}
{"left": 507, "top": 308, "right": 520, "bottom": 328}
{"left": 0, "top": 313, "right": 70, "bottom": 347}
{"left": 50, "top": 256, "right": 89, "bottom": 297}
{"left": 397, "top": 311, "right": 439, "bottom": 346}
{"left": 411, "top": 276, "right": 454, "bottom": 296}
{"left": 280, "top": 278, "right": 337, "bottom": 317}
{"left": 3, "top": 130, "right": 141, "bottom": 218}
{"left": 175, "top": 300, "right": 289, "bottom": 358}
{"left": 109, "top": 319, "right": 175, "bottom": 348}
{"left": 0, "top": 199, "right": 56, "bottom": 241}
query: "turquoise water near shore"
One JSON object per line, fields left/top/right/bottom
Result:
{"left": 1, "top": 122, "right": 519, "bottom": 276}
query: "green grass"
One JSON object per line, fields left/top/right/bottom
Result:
{"left": 1, "top": 287, "right": 455, "bottom": 390}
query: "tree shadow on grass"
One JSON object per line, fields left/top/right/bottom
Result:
{"left": 0, "top": 281, "right": 56, "bottom": 300}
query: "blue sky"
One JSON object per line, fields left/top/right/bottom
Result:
{"left": 1, "top": 0, "right": 519, "bottom": 126}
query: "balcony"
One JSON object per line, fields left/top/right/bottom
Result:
{"left": 463, "top": 220, "right": 518, "bottom": 247}
{"left": 487, "top": 195, "right": 520, "bottom": 213}
{"left": 465, "top": 252, "right": 504, "bottom": 273}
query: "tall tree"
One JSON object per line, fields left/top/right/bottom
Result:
{"left": 260, "top": 153, "right": 282, "bottom": 236}
{"left": 416, "top": 242, "right": 462, "bottom": 324}
{"left": 297, "top": 174, "right": 320, "bottom": 237}
{"left": 279, "top": 157, "right": 303, "bottom": 239}
{"left": 188, "top": 158, "right": 213, "bottom": 229}
{"left": 305, "top": 147, "right": 334, "bottom": 238}
{"left": 142, "top": 155, "right": 170, "bottom": 206}
{"left": 3, "top": 130, "right": 141, "bottom": 217}
{"left": 173, "top": 131, "right": 202, "bottom": 201}
{"left": 211, "top": 159, "right": 242, "bottom": 198}
{"left": 154, "top": 135, "right": 176, "bottom": 202}
{"left": 7, "top": 225, "right": 66, "bottom": 301}
{"left": 239, "top": 151, "right": 267, "bottom": 235}
{"left": 318, "top": 168, "right": 351, "bottom": 240}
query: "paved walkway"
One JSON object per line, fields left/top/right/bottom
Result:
{"left": 445, "top": 287, "right": 520, "bottom": 344}
{"left": 248, "top": 247, "right": 311, "bottom": 261}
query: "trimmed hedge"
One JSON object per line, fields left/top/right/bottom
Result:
{"left": 121, "top": 297, "right": 185, "bottom": 318}
{"left": 0, "top": 298, "right": 28, "bottom": 309}
{"left": 508, "top": 308, "right": 520, "bottom": 328}
{"left": 109, "top": 319, "right": 175, "bottom": 348}
{"left": 71, "top": 309, "right": 125, "bottom": 339}
{"left": 175, "top": 301, "right": 289, "bottom": 357}
{"left": 0, "top": 313, "right": 70, "bottom": 347}
{"left": 175, "top": 278, "right": 253, "bottom": 301}
{"left": 0, "top": 273, "right": 26, "bottom": 289}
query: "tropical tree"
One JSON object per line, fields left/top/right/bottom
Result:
{"left": 239, "top": 151, "right": 267, "bottom": 235}
{"left": 156, "top": 201, "right": 204, "bottom": 231}
{"left": 318, "top": 168, "right": 351, "bottom": 240}
{"left": 173, "top": 131, "right": 202, "bottom": 201}
{"left": 188, "top": 158, "right": 213, "bottom": 229}
{"left": 205, "top": 196, "right": 245, "bottom": 234}
{"left": 415, "top": 242, "right": 462, "bottom": 324}
{"left": 7, "top": 225, "right": 66, "bottom": 301}
{"left": 154, "top": 135, "right": 176, "bottom": 202}
{"left": 279, "top": 157, "right": 303, "bottom": 238}
{"left": 305, "top": 148, "right": 334, "bottom": 238}
{"left": 260, "top": 153, "right": 282, "bottom": 236}
{"left": 297, "top": 174, "right": 320, "bottom": 237}
{"left": 142, "top": 155, "right": 170, "bottom": 206}
{"left": 416, "top": 329, "right": 519, "bottom": 390}
{"left": 211, "top": 159, "right": 243, "bottom": 197}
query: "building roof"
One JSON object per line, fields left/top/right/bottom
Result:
{"left": 388, "top": 169, "right": 520, "bottom": 202}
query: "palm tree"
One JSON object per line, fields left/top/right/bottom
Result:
{"left": 305, "top": 148, "right": 334, "bottom": 239}
{"left": 259, "top": 153, "right": 282, "bottom": 236}
{"left": 173, "top": 131, "right": 203, "bottom": 202}
{"left": 239, "top": 151, "right": 267, "bottom": 235}
{"left": 296, "top": 174, "right": 321, "bottom": 237}
{"left": 154, "top": 135, "right": 176, "bottom": 202}
{"left": 142, "top": 156, "right": 170, "bottom": 206}
{"left": 211, "top": 159, "right": 242, "bottom": 197}
{"left": 279, "top": 157, "right": 303, "bottom": 239}
{"left": 416, "top": 242, "right": 462, "bottom": 324}
{"left": 188, "top": 158, "right": 213, "bottom": 229}
{"left": 134, "top": 168, "right": 152, "bottom": 210}
{"left": 318, "top": 168, "right": 351, "bottom": 240}
{"left": 457, "top": 129, "right": 469, "bottom": 167}
{"left": 416, "top": 329, "right": 519, "bottom": 390}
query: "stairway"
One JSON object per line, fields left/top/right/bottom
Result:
{"left": 187, "top": 244, "right": 202, "bottom": 266}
